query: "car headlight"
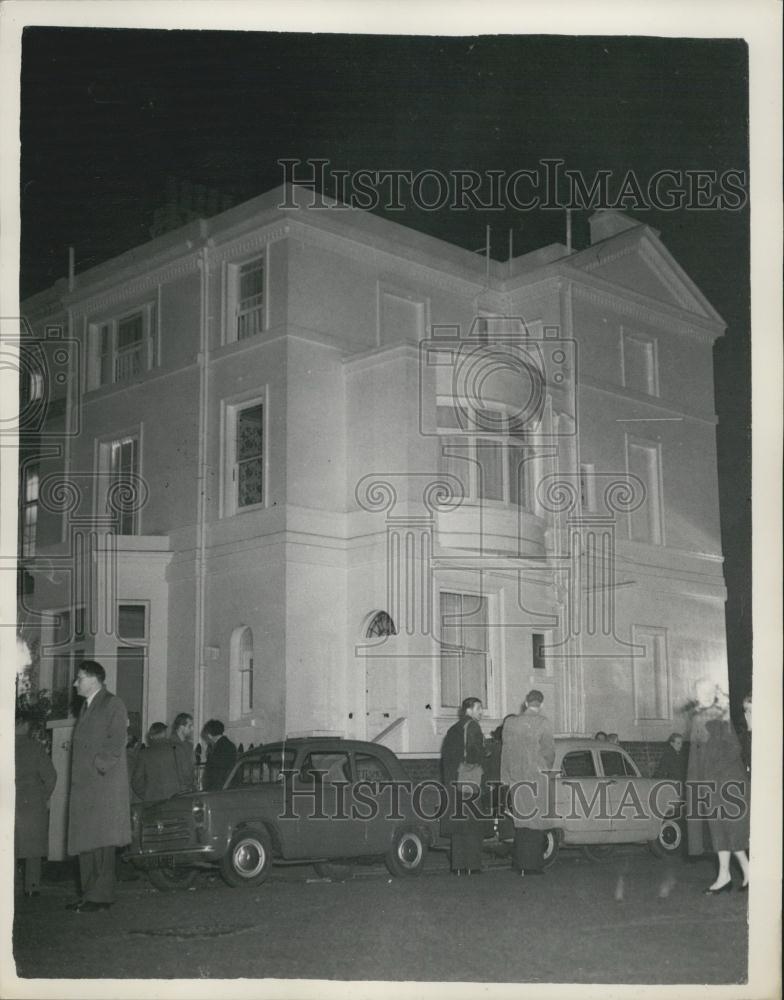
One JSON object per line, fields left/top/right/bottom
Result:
{"left": 192, "top": 799, "right": 206, "bottom": 826}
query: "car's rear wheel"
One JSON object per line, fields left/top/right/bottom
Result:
{"left": 220, "top": 827, "right": 273, "bottom": 888}
{"left": 581, "top": 844, "right": 614, "bottom": 863}
{"left": 542, "top": 829, "right": 560, "bottom": 869}
{"left": 649, "top": 816, "right": 684, "bottom": 858}
{"left": 313, "top": 861, "right": 354, "bottom": 881}
{"left": 146, "top": 865, "right": 197, "bottom": 892}
{"left": 385, "top": 827, "right": 426, "bottom": 877}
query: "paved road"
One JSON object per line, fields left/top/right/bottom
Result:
{"left": 12, "top": 845, "right": 748, "bottom": 984}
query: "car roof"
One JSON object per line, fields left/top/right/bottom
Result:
{"left": 238, "top": 738, "right": 397, "bottom": 756}
{"left": 554, "top": 737, "right": 631, "bottom": 752}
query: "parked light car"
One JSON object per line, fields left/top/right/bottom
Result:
{"left": 495, "top": 737, "right": 683, "bottom": 866}
{"left": 126, "top": 737, "right": 440, "bottom": 890}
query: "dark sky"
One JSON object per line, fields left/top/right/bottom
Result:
{"left": 18, "top": 28, "right": 751, "bottom": 704}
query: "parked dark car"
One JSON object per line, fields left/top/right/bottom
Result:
{"left": 126, "top": 737, "right": 439, "bottom": 890}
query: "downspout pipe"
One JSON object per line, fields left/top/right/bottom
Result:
{"left": 194, "top": 243, "right": 210, "bottom": 739}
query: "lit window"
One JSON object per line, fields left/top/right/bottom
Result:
{"left": 622, "top": 332, "right": 659, "bottom": 396}
{"left": 20, "top": 463, "right": 39, "bottom": 558}
{"left": 440, "top": 591, "right": 489, "bottom": 709}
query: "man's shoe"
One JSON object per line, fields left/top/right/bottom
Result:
{"left": 523, "top": 869, "right": 545, "bottom": 875}
{"left": 79, "top": 901, "right": 114, "bottom": 912}
{"left": 65, "top": 900, "right": 84, "bottom": 911}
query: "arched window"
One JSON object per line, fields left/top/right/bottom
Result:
{"left": 229, "top": 626, "right": 254, "bottom": 720}
{"left": 365, "top": 611, "right": 397, "bottom": 639}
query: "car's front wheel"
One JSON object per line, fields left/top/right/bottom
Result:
{"left": 541, "top": 829, "right": 560, "bottom": 869}
{"left": 649, "top": 815, "right": 684, "bottom": 859}
{"left": 385, "top": 827, "right": 426, "bottom": 877}
{"left": 220, "top": 827, "right": 273, "bottom": 888}
{"left": 146, "top": 865, "right": 197, "bottom": 892}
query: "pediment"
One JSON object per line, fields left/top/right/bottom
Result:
{"left": 572, "top": 230, "right": 723, "bottom": 323}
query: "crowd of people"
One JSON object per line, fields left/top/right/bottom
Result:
{"left": 439, "top": 683, "right": 752, "bottom": 893}
{"left": 15, "top": 659, "right": 240, "bottom": 911}
{"left": 15, "top": 658, "right": 753, "bottom": 907}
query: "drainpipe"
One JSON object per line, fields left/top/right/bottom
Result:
{"left": 194, "top": 244, "right": 210, "bottom": 738}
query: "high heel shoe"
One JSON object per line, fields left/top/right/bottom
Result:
{"left": 703, "top": 881, "right": 732, "bottom": 895}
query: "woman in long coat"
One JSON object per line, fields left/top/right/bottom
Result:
{"left": 687, "top": 680, "right": 750, "bottom": 894}
{"left": 440, "top": 697, "right": 487, "bottom": 874}
{"left": 15, "top": 713, "right": 57, "bottom": 895}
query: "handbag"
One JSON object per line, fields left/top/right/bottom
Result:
{"left": 456, "top": 720, "right": 483, "bottom": 786}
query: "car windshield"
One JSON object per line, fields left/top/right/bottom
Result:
{"left": 229, "top": 749, "right": 297, "bottom": 787}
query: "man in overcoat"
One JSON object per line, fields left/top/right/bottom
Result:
{"left": 500, "top": 689, "right": 556, "bottom": 876}
{"left": 170, "top": 711, "right": 196, "bottom": 792}
{"left": 67, "top": 660, "right": 131, "bottom": 912}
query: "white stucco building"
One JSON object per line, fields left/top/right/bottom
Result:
{"left": 19, "top": 186, "right": 729, "bottom": 754}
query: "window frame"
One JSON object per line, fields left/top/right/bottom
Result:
{"left": 438, "top": 587, "right": 493, "bottom": 712}
{"left": 96, "top": 429, "right": 143, "bottom": 535}
{"left": 225, "top": 252, "right": 267, "bottom": 344}
{"left": 88, "top": 301, "right": 159, "bottom": 389}
{"left": 115, "top": 601, "right": 149, "bottom": 744}
{"left": 437, "top": 400, "right": 533, "bottom": 510}
{"left": 19, "top": 461, "right": 39, "bottom": 558}
{"left": 46, "top": 604, "right": 88, "bottom": 720}
{"left": 222, "top": 390, "right": 269, "bottom": 517}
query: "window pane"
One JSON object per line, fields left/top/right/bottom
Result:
{"left": 237, "top": 405, "right": 263, "bottom": 461}
{"left": 237, "top": 258, "right": 264, "bottom": 340}
{"left": 478, "top": 440, "right": 504, "bottom": 501}
{"left": 238, "top": 458, "right": 264, "bottom": 507}
{"left": 25, "top": 466, "right": 39, "bottom": 501}
{"left": 508, "top": 443, "right": 528, "bottom": 507}
{"left": 600, "top": 751, "right": 628, "bottom": 778}
{"left": 54, "top": 610, "right": 71, "bottom": 645}
{"left": 562, "top": 751, "right": 596, "bottom": 778}
{"left": 117, "top": 314, "right": 143, "bottom": 349}
{"left": 118, "top": 604, "right": 146, "bottom": 639}
{"left": 354, "top": 752, "right": 392, "bottom": 782}
{"left": 116, "top": 647, "right": 145, "bottom": 743}
{"left": 440, "top": 592, "right": 461, "bottom": 707}
{"left": 460, "top": 650, "right": 487, "bottom": 705}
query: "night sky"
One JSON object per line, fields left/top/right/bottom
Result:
{"left": 18, "top": 28, "right": 751, "bottom": 705}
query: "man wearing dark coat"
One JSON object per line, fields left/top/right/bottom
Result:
{"left": 655, "top": 732, "right": 687, "bottom": 785}
{"left": 201, "top": 719, "right": 237, "bottom": 791}
{"left": 66, "top": 661, "right": 131, "bottom": 912}
{"left": 15, "top": 711, "right": 57, "bottom": 895}
{"left": 440, "top": 697, "right": 487, "bottom": 874}
{"left": 132, "top": 722, "right": 183, "bottom": 802}
{"left": 501, "top": 689, "right": 556, "bottom": 877}
{"left": 170, "top": 711, "right": 196, "bottom": 792}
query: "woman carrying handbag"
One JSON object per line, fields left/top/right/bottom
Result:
{"left": 440, "top": 697, "right": 487, "bottom": 875}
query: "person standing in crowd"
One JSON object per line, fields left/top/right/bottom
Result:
{"left": 201, "top": 719, "right": 237, "bottom": 790}
{"left": 594, "top": 731, "right": 607, "bottom": 742}
{"left": 132, "top": 722, "right": 183, "bottom": 803}
{"left": 501, "top": 689, "right": 556, "bottom": 878}
{"left": 171, "top": 712, "right": 196, "bottom": 792}
{"left": 607, "top": 733, "right": 619, "bottom": 744}
{"left": 15, "top": 710, "right": 57, "bottom": 897}
{"left": 67, "top": 661, "right": 131, "bottom": 912}
{"left": 687, "top": 679, "right": 750, "bottom": 894}
{"left": 655, "top": 732, "right": 687, "bottom": 787}
{"left": 440, "top": 696, "right": 487, "bottom": 875}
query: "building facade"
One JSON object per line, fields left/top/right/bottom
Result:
{"left": 19, "top": 187, "right": 729, "bottom": 754}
